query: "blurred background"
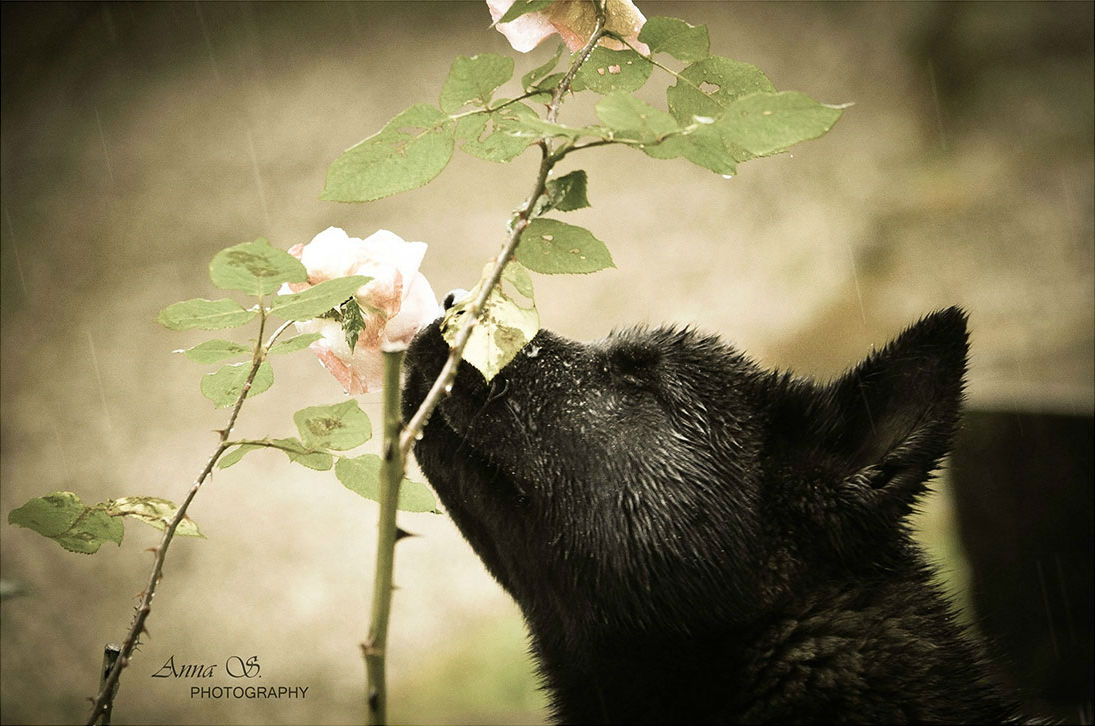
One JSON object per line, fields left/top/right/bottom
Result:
{"left": 1, "top": 2, "right": 1091, "bottom": 724}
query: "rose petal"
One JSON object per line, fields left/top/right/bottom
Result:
{"left": 488, "top": 0, "right": 648, "bottom": 54}
{"left": 352, "top": 230, "right": 427, "bottom": 293}
{"left": 298, "top": 227, "right": 358, "bottom": 283}
{"left": 384, "top": 272, "right": 442, "bottom": 346}
{"left": 288, "top": 227, "right": 439, "bottom": 393}
{"left": 487, "top": 0, "right": 559, "bottom": 53}
{"left": 312, "top": 345, "right": 371, "bottom": 395}
{"left": 305, "top": 318, "right": 383, "bottom": 395}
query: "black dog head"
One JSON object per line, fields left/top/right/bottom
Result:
{"left": 403, "top": 306, "right": 969, "bottom": 647}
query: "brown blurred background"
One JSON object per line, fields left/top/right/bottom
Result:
{"left": 1, "top": 2, "right": 1092, "bottom": 724}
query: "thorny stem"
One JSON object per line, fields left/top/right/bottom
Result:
{"left": 363, "top": 348, "right": 406, "bottom": 726}
{"left": 376, "top": 6, "right": 608, "bottom": 722}
{"left": 86, "top": 312, "right": 293, "bottom": 725}
{"left": 397, "top": 1, "right": 609, "bottom": 461}
{"left": 547, "top": 1, "right": 607, "bottom": 123}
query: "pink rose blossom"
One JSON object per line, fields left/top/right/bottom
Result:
{"left": 487, "top": 0, "right": 648, "bottom": 54}
{"left": 283, "top": 227, "right": 440, "bottom": 395}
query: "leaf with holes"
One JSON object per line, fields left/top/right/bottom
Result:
{"left": 107, "top": 497, "right": 203, "bottom": 538}
{"left": 666, "top": 56, "right": 775, "bottom": 125}
{"left": 456, "top": 103, "right": 539, "bottom": 163}
{"left": 440, "top": 54, "right": 514, "bottom": 113}
{"left": 293, "top": 400, "right": 371, "bottom": 451}
{"left": 516, "top": 219, "right": 615, "bottom": 274}
{"left": 638, "top": 16, "right": 709, "bottom": 63}
{"left": 8, "top": 492, "right": 123, "bottom": 554}
{"left": 209, "top": 238, "right": 306, "bottom": 296}
{"left": 573, "top": 47, "right": 652, "bottom": 94}
{"left": 442, "top": 262, "right": 540, "bottom": 382}
{"left": 322, "top": 104, "right": 455, "bottom": 202}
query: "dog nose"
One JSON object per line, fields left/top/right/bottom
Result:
{"left": 443, "top": 289, "right": 469, "bottom": 311}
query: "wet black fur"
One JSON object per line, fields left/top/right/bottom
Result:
{"left": 403, "top": 307, "right": 1027, "bottom": 724}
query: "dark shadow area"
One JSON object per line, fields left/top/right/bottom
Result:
{"left": 952, "top": 410, "right": 1095, "bottom": 724}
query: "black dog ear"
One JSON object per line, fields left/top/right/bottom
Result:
{"left": 825, "top": 307, "right": 969, "bottom": 516}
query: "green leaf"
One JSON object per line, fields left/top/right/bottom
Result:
{"left": 293, "top": 400, "right": 372, "bottom": 451}
{"left": 338, "top": 299, "right": 367, "bottom": 351}
{"left": 271, "top": 438, "right": 334, "bottom": 471}
{"left": 442, "top": 263, "right": 540, "bottom": 382}
{"left": 522, "top": 44, "right": 564, "bottom": 90}
{"left": 456, "top": 103, "right": 539, "bottom": 163}
{"left": 268, "top": 276, "right": 370, "bottom": 321}
{"left": 322, "top": 104, "right": 455, "bottom": 202}
{"left": 595, "top": 93, "right": 679, "bottom": 144}
{"left": 666, "top": 56, "right": 775, "bottom": 125}
{"left": 440, "top": 54, "right": 514, "bottom": 113}
{"left": 639, "top": 122, "right": 741, "bottom": 176}
{"left": 208, "top": 238, "right": 306, "bottom": 296}
{"left": 497, "top": 115, "right": 612, "bottom": 143}
{"left": 503, "top": 260, "right": 536, "bottom": 299}
{"left": 107, "top": 497, "right": 203, "bottom": 538}
{"left": 544, "top": 169, "right": 590, "bottom": 212}
{"left": 201, "top": 361, "right": 273, "bottom": 408}
{"left": 516, "top": 219, "right": 615, "bottom": 274}
{"left": 572, "top": 47, "right": 652, "bottom": 94}
{"left": 523, "top": 72, "right": 565, "bottom": 103}
{"left": 156, "top": 298, "right": 256, "bottom": 331}
{"left": 176, "top": 339, "right": 251, "bottom": 364}
{"left": 455, "top": 113, "right": 489, "bottom": 144}
{"left": 334, "top": 455, "right": 440, "bottom": 513}
{"left": 716, "top": 91, "right": 845, "bottom": 156}
{"left": 218, "top": 442, "right": 264, "bottom": 469}
{"left": 638, "top": 17, "right": 710, "bottom": 63}
{"left": 268, "top": 333, "right": 322, "bottom": 355}
{"left": 8, "top": 492, "right": 123, "bottom": 554}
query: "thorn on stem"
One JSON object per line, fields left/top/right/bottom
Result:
{"left": 395, "top": 527, "right": 417, "bottom": 541}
